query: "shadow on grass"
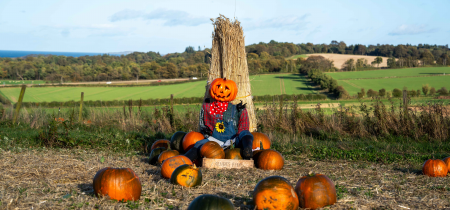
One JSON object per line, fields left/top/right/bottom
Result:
{"left": 217, "top": 191, "right": 254, "bottom": 209}
{"left": 78, "top": 183, "right": 95, "bottom": 196}
{"left": 393, "top": 167, "right": 422, "bottom": 175}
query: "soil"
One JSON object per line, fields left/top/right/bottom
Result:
{"left": 1, "top": 148, "right": 449, "bottom": 209}
{"left": 305, "top": 54, "right": 391, "bottom": 69}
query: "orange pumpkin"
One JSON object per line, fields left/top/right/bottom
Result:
{"left": 443, "top": 157, "right": 450, "bottom": 173}
{"left": 170, "top": 164, "right": 202, "bottom": 187}
{"left": 422, "top": 159, "right": 448, "bottom": 177}
{"left": 93, "top": 167, "right": 142, "bottom": 201}
{"left": 158, "top": 150, "right": 180, "bottom": 165}
{"left": 295, "top": 174, "right": 337, "bottom": 209}
{"left": 256, "top": 149, "right": 284, "bottom": 170}
{"left": 253, "top": 176, "right": 299, "bottom": 210}
{"left": 161, "top": 155, "right": 193, "bottom": 179}
{"left": 225, "top": 148, "right": 242, "bottom": 159}
{"left": 209, "top": 78, "right": 238, "bottom": 102}
{"left": 200, "top": 141, "right": 225, "bottom": 159}
{"left": 252, "top": 141, "right": 266, "bottom": 164}
{"left": 182, "top": 131, "right": 205, "bottom": 152}
{"left": 251, "top": 132, "right": 271, "bottom": 150}
{"left": 151, "top": 139, "right": 170, "bottom": 150}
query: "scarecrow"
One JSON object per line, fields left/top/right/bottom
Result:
{"left": 184, "top": 78, "right": 254, "bottom": 161}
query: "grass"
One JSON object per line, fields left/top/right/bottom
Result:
{"left": 326, "top": 67, "right": 450, "bottom": 80}
{"left": 286, "top": 54, "right": 308, "bottom": 60}
{"left": 0, "top": 74, "right": 320, "bottom": 103}
{"left": 0, "top": 80, "right": 45, "bottom": 85}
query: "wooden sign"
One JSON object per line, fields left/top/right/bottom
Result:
{"left": 202, "top": 158, "right": 254, "bottom": 169}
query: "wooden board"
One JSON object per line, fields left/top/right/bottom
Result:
{"left": 202, "top": 158, "right": 254, "bottom": 169}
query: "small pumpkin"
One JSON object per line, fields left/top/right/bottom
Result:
{"left": 422, "top": 159, "right": 448, "bottom": 177}
{"left": 251, "top": 132, "right": 271, "bottom": 150}
{"left": 443, "top": 157, "right": 450, "bottom": 173}
{"left": 158, "top": 143, "right": 180, "bottom": 164}
{"left": 170, "top": 164, "right": 202, "bottom": 187}
{"left": 253, "top": 176, "right": 299, "bottom": 210}
{"left": 170, "top": 131, "right": 187, "bottom": 153}
{"left": 209, "top": 78, "right": 238, "bottom": 102}
{"left": 200, "top": 141, "right": 225, "bottom": 159}
{"left": 182, "top": 131, "right": 205, "bottom": 152}
{"left": 149, "top": 147, "right": 167, "bottom": 165}
{"left": 93, "top": 167, "right": 142, "bottom": 202}
{"left": 161, "top": 155, "right": 193, "bottom": 179}
{"left": 151, "top": 139, "right": 170, "bottom": 150}
{"left": 187, "top": 194, "right": 235, "bottom": 210}
{"left": 256, "top": 149, "right": 284, "bottom": 170}
{"left": 295, "top": 173, "right": 337, "bottom": 209}
{"left": 225, "top": 143, "right": 242, "bottom": 160}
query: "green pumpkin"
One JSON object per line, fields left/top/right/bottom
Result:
{"left": 149, "top": 147, "right": 167, "bottom": 165}
{"left": 170, "top": 131, "right": 187, "bottom": 153}
{"left": 187, "top": 194, "right": 235, "bottom": 210}
{"left": 170, "top": 164, "right": 202, "bottom": 188}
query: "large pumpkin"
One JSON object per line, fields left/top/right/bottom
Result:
{"left": 225, "top": 148, "right": 242, "bottom": 160}
{"left": 187, "top": 194, "right": 235, "bottom": 210}
{"left": 295, "top": 174, "right": 337, "bottom": 209}
{"left": 170, "top": 164, "right": 202, "bottom": 188}
{"left": 151, "top": 139, "right": 170, "bottom": 150}
{"left": 443, "top": 157, "right": 450, "bottom": 173}
{"left": 158, "top": 149, "right": 180, "bottom": 165}
{"left": 422, "top": 159, "right": 448, "bottom": 177}
{"left": 253, "top": 176, "right": 299, "bottom": 210}
{"left": 170, "top": 131, "right": 187, "bottom": 153}
{"left": 182, "top": 131, "right": 205, "bottom": 152}
{"left": 161, "top": 155, "right": 193, "bottom": 179}
{"left": 93, "top": 167, "right": 142, "bottom": 201}
{"left": 256, "top": 149, "right": 284, "bottom": 170}
{"left": 251, "top": 132, "right": 271, "bottom": 150}
{"left": 209, "top": 78, "right": 238, "bottom": 102}
{"left": 200, "top": 141, "right": 225, "bottom": 159}
{"left": 252, "top": 141, "right": 266, "bottom": 164}
{"left": 149, "top": 147, "right": 167, "bottom": 165}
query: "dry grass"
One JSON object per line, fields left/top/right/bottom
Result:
{"left": 1, "top": 148, "right": 449, "bottom": 209}
{"left": 305, "top": 54, "right": 391, "bottom": 69}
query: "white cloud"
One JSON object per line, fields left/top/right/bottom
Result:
{"left": 244, "top": 14, "right": 310, "bottom": 31}
{"left": 109, "top": 9, "right": 210, "bottom": 26}
{"left": 389, "top": 24, "right": 437, "bottom": 35}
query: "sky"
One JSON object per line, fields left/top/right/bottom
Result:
{"left": 0, "top": 0, "right": 448, "bottom": 54}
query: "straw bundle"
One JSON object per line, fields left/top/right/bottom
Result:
{"left": 204, "top": 15, "right": 257, "bottom": 132}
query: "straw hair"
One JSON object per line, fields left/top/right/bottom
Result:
{"left": 205, "top": 15, "right": 257, "bottom": 131}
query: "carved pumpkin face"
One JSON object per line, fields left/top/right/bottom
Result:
{"left": 210, "top": 78, "right": 238, "bottom": 102}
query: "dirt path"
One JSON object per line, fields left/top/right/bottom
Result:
{"left": 1, "top": 148, "right": 448, "bottom": 209}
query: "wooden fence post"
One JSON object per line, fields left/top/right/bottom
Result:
{"left": 403, "top": 90, "right": 408, "bottom": 114}
{"left": 13, "top": 85, "right": 26, "bottom": 124}
{"left": 79, "top": 92, "right": 84, "bottom": 122}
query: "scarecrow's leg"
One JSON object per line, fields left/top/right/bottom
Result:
{"left": 185, "top": 139, "right": 208, "bottom": 161}
{"left": 236, "top": 131, "right": 253, "bottom": 160}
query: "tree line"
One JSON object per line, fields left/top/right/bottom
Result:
{"left": 0, "top": 41, "right": 449, "bottom": 82}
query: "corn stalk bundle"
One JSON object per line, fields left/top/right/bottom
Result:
{"left": 204, "top": 15, "right": 257, "bottom": 131}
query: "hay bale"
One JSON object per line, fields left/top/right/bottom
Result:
{"left": 204, "top": 15, "right": 257, "bottom": 131}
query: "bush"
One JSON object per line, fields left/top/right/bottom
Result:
{"left": 392, "top": 88, "right": 402, "bottom": 97}
{"left": 437, "top": 87, "right": 449, "bottom": 96}
{"left": 378, "top": 88, "right": 386, "bottom": 97}
{"left": 429, "top": 87, "right": 436, "bottom": 96}
{"left": 367, "top": 89, "right": 378, "bottom": 98}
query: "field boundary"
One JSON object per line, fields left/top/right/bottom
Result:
{"left": 337, "top": 73, "right": 450, "bottom": 81}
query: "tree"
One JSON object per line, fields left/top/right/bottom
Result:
{"left": 371, "top": 56, "right": 382, "bottom": 68}
{"left": 422, "top": 84, "right": 429, "bottom": 96}
{"left": 429, "top": 87, "right": 436, "bottom": 96}
{"left": 387, "top": 57, "right": 396, "bottom": 68}
{"left": 420, "top": 49, "right": 435, "bottom": 66}
{"left": 437, "top": 87, "right": 449, "bottom": 96}
{"left": 342, "top": 58, "right": 355, "bottom": 71}
{"left": 392, "top": 88, "right": 402, "bottom": 97}
{"left": 379, "top": 88, "right": 386, "bottom": 97}
{"left": 367, "top": 89, "right": 378, "bottom": 97}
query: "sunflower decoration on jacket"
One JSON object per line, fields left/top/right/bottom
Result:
{"left": 184, "top": 78, "right": 255, "bottom": 162}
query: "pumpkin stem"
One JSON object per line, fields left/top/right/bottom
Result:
{"left": 308, "top": 171, "right": 315, "bottom": 177}
{"left": 259, "top": 141, "right": 264, "bottom": 150}
{"left": 230, "top": 141, "right": 235, "bottom": 150}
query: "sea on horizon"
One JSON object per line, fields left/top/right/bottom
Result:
{"left": 0, "top": 50, "right": 127, "bottom": 58}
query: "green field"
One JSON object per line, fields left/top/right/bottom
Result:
{"left": 0, "top": 74, "right": 320, "bottom": 102}
{"left": 0, "top": 80, "right": 45, "bottom": 85}
{"left": 326, "top": 67, "right": 450, "bottom": 96}
{"left": 286, "top": 54, "right": 308, "bottom": 60}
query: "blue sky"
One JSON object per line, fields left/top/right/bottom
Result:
{"left": 0, "top": 0, "right": 448, "bottom": 54}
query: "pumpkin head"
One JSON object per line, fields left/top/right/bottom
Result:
{"left": 209, "top": 78, "right": 238, "bottom": 102}
{"left": 251, "top": 132, "right": 271, "bottom": 150}
{"left": 200, "top": 141, "right": 225, "bottom": 159}
{"left": 93, "top": 167, "right": 142, "bottom": 202}
{"left": 170, "top": 164, "right": 202, "bottom": 188}
{"left": 443, "top": 157, "right": 450, "bottom": 173}
{"left": 149, "top": 147, "right": 167, "bottom": 165}
{"left": 182, "top": 131, "right": 205, "bottom": 152}
{"left": 170, "top": 131, "right": 187, "bottom": 153}
{"left": 253, "top": 176, "right": 299, "bottom": 210}
{"left": 161, "top": 155, "right": 193, "bottom": 179}
{"left": 256, "top": 149, "right": 284, "bottom": 170}
{"left": 151, "top": 139, "right": 170, "bottom": 150}
{"left": 422, "top": 159, "right": 448, "bottom": 177}
{"left": 295, "top": 173, "right": 337, "bottom": 209}
{"left": 187, "top": 194, "right": 235, "bottom": 210}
